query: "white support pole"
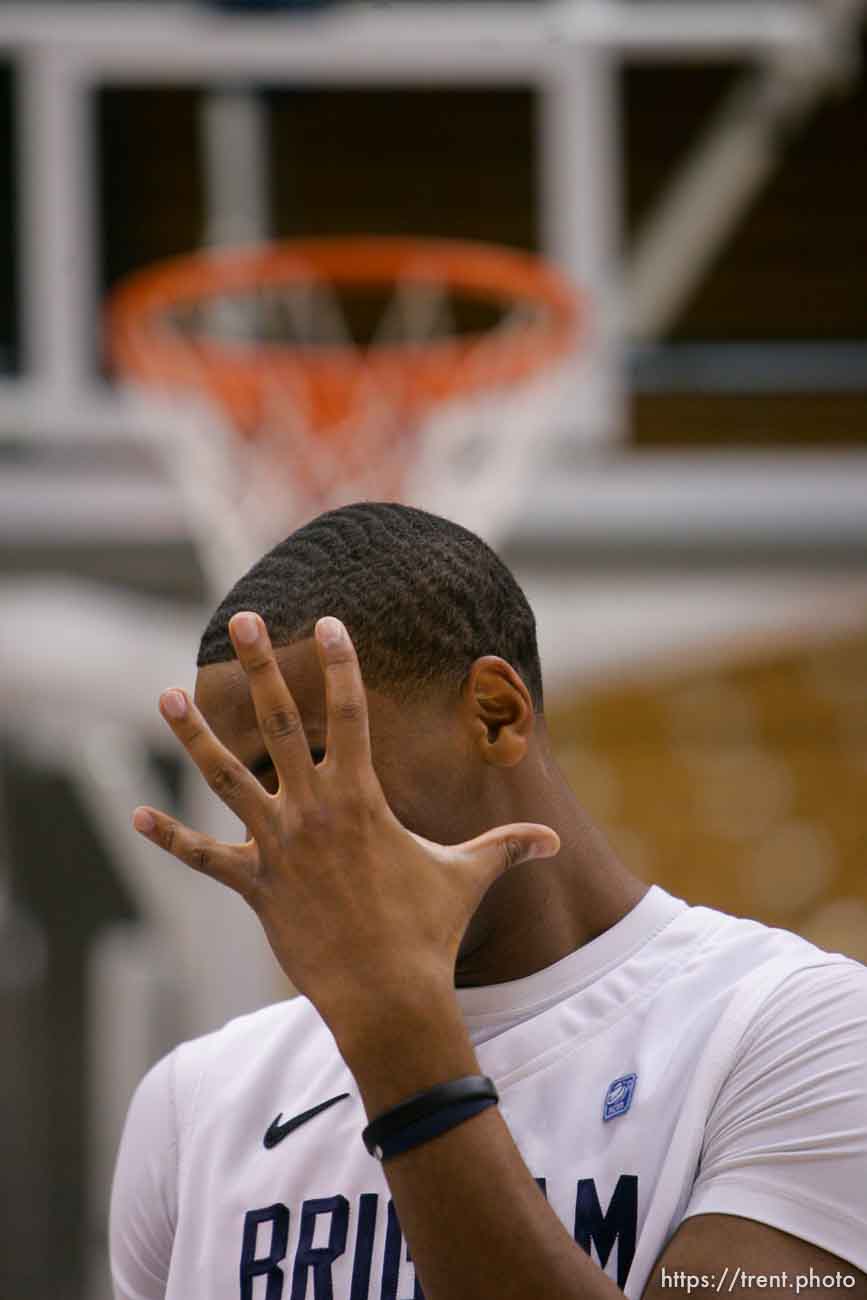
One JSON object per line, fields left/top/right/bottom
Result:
{"left": 0, "top": 5, "right": 826, "bottom": 75}
{"left": 626, "top": 0, "right": 867, "bottom": 340}
{"left": 68, "top": 720, "right": 282, "bottom": 1034}
{"left": 17, "top": 49, "right": 98, "bottom": 396}
{"left": 539, "top": 37, "right": 627, "bottom": 445}
{"left": 200, "top": 87, "right": 271, "bottom": 248}
{"left": 85, "top": 923, "right": 178, "bottom": 1300}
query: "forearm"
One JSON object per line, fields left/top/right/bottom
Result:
{"left": 338, "top": 990, "right": 624, "bottom": 1300}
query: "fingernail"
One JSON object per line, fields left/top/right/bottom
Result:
{"left": 162, "top": 689, "right": 187, "bottom": 719}
{"left": 318, "top": 617, "right": 345, "bottom": 647}
{"left": 133, "top": 808, "right": 155, "bottom": 834}
{"left": 232, "top": 613, "right": 260, "bottom": 645}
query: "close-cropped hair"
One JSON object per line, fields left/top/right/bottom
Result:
{"left": 197, "top": 501, "right": 545, "bottom": 711}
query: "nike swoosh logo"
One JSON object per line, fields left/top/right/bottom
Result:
{"left": 263, "top": 1093, "right": 350, "bottom": 1148}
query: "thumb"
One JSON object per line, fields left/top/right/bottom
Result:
{"left": 459, "top": 822, "right": 561, "bottom": 888}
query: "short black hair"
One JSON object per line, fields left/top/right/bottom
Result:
{"left": 197, "top": 502, "right": 544, "bottom": 711}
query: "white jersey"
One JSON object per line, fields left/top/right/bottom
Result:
{"left": 110, "top": 886, "right": 867, "bottom": 1300}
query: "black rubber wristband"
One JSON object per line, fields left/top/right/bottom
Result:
{"left": 362, "top": 1074, "right": 499, "bottom": 1159}
{"left": 370, "top": 1096, "right": 498, "bottom": 1162}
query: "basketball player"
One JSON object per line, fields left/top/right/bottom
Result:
{"left": 112, "top": 503, "right": 867, "bottom": 1300}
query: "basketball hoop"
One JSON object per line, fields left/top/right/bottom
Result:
{"left": 106, "top": 237, "right": 584, "bottom": 582}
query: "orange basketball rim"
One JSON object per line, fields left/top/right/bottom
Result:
{"left": 106, "top": 237, "right": 584, "bottom": 450}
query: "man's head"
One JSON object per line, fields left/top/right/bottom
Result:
{"left": 194, "top": 502, "right": 548, "bottom": 850}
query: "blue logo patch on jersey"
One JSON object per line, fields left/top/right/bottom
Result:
{"left": 602, "top": 1073, "right": 637, "bottom": 1121}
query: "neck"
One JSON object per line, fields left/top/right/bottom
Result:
{"left": 454, "top": 751, "right": 649, "bottom": 988}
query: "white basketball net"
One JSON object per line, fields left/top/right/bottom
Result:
{"left": 117, "top": 262, "right": 590, "bottom": 599}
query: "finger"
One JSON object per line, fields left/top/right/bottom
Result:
{"left": 159, "top": 686, "right": 266, "bottom": 828}
{"left": 229, "top": 612, "right": 314, "bottom": 792}
{"left": 457, "top": 823, "right": 561, "bottom": 892}
{"left": 132, "top": 806, "right": 255, "bottom": 898}
{"left": 314, "top": 617, "right": 372, "bottom": 772}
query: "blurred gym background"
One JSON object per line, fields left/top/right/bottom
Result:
{"left": 1, "top": 2, "right": 866, "bottom": 1297}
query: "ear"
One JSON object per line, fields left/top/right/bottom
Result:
{"left": 461, "top": 656, "right": 536, "bottom": 768}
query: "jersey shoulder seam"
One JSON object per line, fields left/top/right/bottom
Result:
{"left": 691, "top": 1169, "right": 867, "bottom": 1233}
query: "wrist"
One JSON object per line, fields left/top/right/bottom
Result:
{"left": 326, "top": 975, "right": 478, "bottom": 1117}
{"left": 362, "top": 1074, "right": 499, "bottom": 1161}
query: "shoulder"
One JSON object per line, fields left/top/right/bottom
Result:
{"left": 681, "top": 938, "right": 867, "bottom": 1271}
{"left": 642, "top": 899, "right": 867, "bottom": 1274}
{"left": 170, "top": 993, "right": 336, "bottom": 1117}
{"left": 176, "top": 992, "right": 323, "bottom": 1064}
{"left": 739, "top": 951, "right": 867, "bottom": 1043}
{"left": 120, "top": 995, "right": 335, "bottom": 1160}
{"left": 719, "top": 949, "right": 867, "bottom": 1123}
{"left": 645, "top": 895, "right": 867, "bottom": 1111}
{"left": 111, "top": 995, "right": 336, "bottom": 1297}
{"left": 665, "top": 891, "right": 865, "bottom": 999}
